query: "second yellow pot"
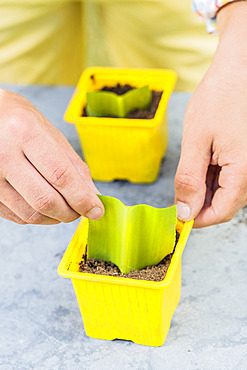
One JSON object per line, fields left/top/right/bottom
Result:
{"left": 64, "top": 67, "right": 177, "bottom": 183}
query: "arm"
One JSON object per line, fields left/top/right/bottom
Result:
{"left": 0, "top": 89, "right": 104, "bottom": 225}
{"left": 174, "top": 1, "right": 247, "bottom": 227}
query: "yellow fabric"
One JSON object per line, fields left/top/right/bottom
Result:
{"left": 99, "top": 1, "right": 218, "bottom": 91}
{"left": 0, "top": 0, "right": 217, "bottom": 91}
{"left": 0, "top": 1, "right": 85, "bottom": 85}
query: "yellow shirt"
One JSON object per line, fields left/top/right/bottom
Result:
{"left": 0, "top": 0, "right": 217, "bottom": 91}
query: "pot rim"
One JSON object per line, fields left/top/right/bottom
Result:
{"left": 57, "top": 218, "right": 193, "bottom": 290}
{"left": 64, "top": 66, "right": 177, "bottom": 129}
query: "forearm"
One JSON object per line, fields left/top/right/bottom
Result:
{"left": 215, "top": 2, "right": 247, "bottom": 68}
{"left": 196, "top": 0, "right": 247, "bottom": 92}
{"left": 217, "top": 1, "right": 247, "bottom": 34}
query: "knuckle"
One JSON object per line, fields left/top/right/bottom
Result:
{"left": 212, "top": 204, "right": 235, "bottom": 225}
{"left": 81, "top": 161, "right": 91, "bottom": 177}
{"left": 49, "top": 165, "right": 70, "bottom": 188}
{"left": 8, "top": 108, "right": 43, "bottom": 144}
{"left": 217, "top": 212, "right": 234, "bottom": 225}
{"left": 33, "top": 193, "right": 55, "bottom": 213}
{"left": 0, "top": 149, "right": 9, "bottom": 167}
{"left": 183, "top": 101, "right": 196, "bottom": 125}
{"left": 8, "top": 109, "right": 31, "bottom": 134}
{"left": 76, "top": 195, "right": 93, "bottom": 214}
{"left": 74, "top": 155, "right": 92, "bottom": 177}
{"left": 62, "top": 213, "right": 80, "bottom": 224}
{"left": 175, "top": 172, "right": 202, "bottom": 193}
{"left": 184, "top": 99, "right": 195, "bottom": 118}
{"left": 16, "top": 218, "right": 27, "bottom": 225}
{"left": 224, "top": 214, "right": 234, "bottom": 223}
{"left": 24, "top": 211, "right": 44, "bottom": 224}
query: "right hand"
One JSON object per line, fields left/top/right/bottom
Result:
{"left": 174, "top": 2, "right": 247, "bottom": 228}
{"left": 0, "top": 89, "right": 104, "bottom": 225}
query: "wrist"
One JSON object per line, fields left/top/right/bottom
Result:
{"left": 217, "top": 1, "right": 247, "bottom": 36}
{"left": 211, "top": 1, "right": 247, "bottom": 72}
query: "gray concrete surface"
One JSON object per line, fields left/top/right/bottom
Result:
{"left": 0, "top": 84, "right": 247, "bottom": 370}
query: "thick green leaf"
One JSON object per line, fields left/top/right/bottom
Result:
{"left": 88, "top": 195, "right": 177, "bottom": 273}
{"left": 86, "top": 86, "right": 151, "bottom": 118}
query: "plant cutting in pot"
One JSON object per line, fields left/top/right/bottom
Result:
{"left": 58, "top": 195, "right": 193, "bottom": 347}
{"left": 87, "top": 195, "right": 177, "bottom": 274}
{"left": 86, "top": 85, "right": 152, "bottom": 118}
{"left": 64, "top": 67, "right": 177, "bottom": 183}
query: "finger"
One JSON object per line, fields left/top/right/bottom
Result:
{"left": 5, "top": 153, "right": 81, "bottom": 223}
{"left": 0, "top": 179, "right": 61, "bottom": 225}
{"left": 49, "top": 125, "right": 99, "bottom": 193}
{"left": 174, "top": 125, "right": 212, "bottom": 221}
{"left": 194, "top": 165, "right": 247, "bottom": 227}
{"left": 22, "top": 123, "right": 104, "bottom": 219}
{"left": 0, "top": 201, "right": 27, "bottom": 224}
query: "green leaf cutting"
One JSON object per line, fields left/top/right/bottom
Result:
{"left": 86, "top": 85, "right": 151, "bottom": 118}
{"left": 87, "top": 195, "right": 177, "bottom": 274}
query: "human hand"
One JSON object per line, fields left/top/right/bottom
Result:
{"left": 0, "top": 89, "right": 104, "bottom": 225}
{"left": 174, "top": 1, "right": 247, "bottom": 228}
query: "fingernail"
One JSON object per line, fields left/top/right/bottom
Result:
{"left": 86, "top": 206, "right": 103, "bottom": 220}
{"left": 176, "top": 201, "right": 191, "bottom": 221}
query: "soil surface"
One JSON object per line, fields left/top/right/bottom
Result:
{"left": 79, "top": 232, "right": 179, "bottom": 282}
{"left": 82, "top": 83, "right": 163, "bottom": 119}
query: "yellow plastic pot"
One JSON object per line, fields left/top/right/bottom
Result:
{"left": 57, "top": 218, "right": 193, "bottom": 347}
{"left": 64, "top": 67, "right": 177, "bottom": 183}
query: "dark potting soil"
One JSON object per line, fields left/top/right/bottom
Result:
{"left": 82, "top": 84, "right": 163, "bottom": 119}
{"left": 78, "top": 232, "right": 179, "bottom": 282}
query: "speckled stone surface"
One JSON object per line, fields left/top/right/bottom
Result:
{"left": 0, "top": 85, "right": 247, "bottom": 370}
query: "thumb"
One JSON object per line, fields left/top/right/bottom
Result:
{"left": 174, "top": 130, "right": 211, "bottom": 222}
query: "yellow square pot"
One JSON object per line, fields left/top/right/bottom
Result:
{"left": 57, "top": 218, "right": 193, "bottom": 347}
{"left": 64, "top": 67, "right": 177, "bottom": 183}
